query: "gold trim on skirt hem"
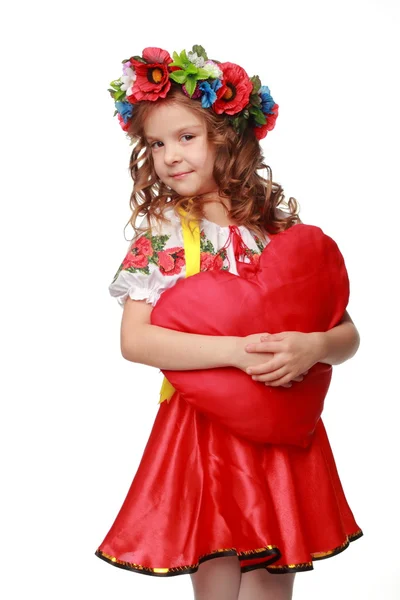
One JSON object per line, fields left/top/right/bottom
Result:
{"left": 95, "top": 545, "right": 281, "bottom": 577}
{"left": 95, "top": 528, "right": 363, "bottom": 577}
{"left": 265, "top": 529, "right": 364, "bottom": 574}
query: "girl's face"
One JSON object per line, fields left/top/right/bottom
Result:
{"left": 144, "top": 103, "right": 218, "bottom": 197}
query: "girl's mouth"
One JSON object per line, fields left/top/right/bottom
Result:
{"left": 171, "top": 171, "right": 194, "bottom": 179}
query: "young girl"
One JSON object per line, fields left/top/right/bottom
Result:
{"left": 96, "top": 45, "right": 363, "bottom": 600}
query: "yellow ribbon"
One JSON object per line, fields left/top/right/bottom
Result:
{"left": 159, "top": 206, "right": 201, "bottom": 404}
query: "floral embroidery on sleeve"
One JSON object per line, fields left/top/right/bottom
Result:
{"left": 158, "top": 247, "right": 185, "bottom": 275}
{"left": 111, "top": 230, "right": 186, "bottom": 283}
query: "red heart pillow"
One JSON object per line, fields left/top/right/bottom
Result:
{"left": 151, "top": 224, "right": 349, "bottom": 447}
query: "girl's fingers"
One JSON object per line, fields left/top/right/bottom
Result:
{"left": 266, "top": 375, "right": 296, "bottom": 387}
{"left": 248, "top": 368, "right": 310, "bottom": 382}
{"left": 251, "top": 366, "right": 288, "bottom": 383}
{"left": 281, "top": 374, "right": 305, "bottom": 387}
{"left": 247, "top": 360, "right": 284, "bottom": 376}
{"left": 292, "top": 375, "right": 304, "bottom": 382}
{"left": 245, "top": 341, "right": 284, "bottom": 353}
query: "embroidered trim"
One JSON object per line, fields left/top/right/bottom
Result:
{"left": 264, "top": 529, "right": 364, "bottom": 574}
{"left": 95, "top": 528, "right": 363, "bottom": 577}
{"left": 95, "top": 544, "right": 280, "bottom": 577}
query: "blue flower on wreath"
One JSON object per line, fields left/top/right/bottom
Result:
{"left": 259, "top": 85, "right": 275, "bottom": 115}
{"left": 199, "top": 79, "right": 223, "bottom": 109}
{"left": 115, "top": 101, "right": 133, "bottom": 124}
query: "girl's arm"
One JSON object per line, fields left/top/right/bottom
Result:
{"left": 120, "top": 297, "right": 270, "bottom": 371}
{"left": 291, "top": 219, "right": 361, "bottom": 365}
{"left": 311, "top": 310, "right": 360, "bottom": 366}
{"left": 244, "top": 310, "right": 361, "bottom": 386}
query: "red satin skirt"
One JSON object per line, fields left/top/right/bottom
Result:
{"left": 95, "top": 390, "right": 363, "bottom": 576}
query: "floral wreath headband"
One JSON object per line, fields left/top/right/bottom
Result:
{"left": 108, "top": 45, "right": 279, "bottom": 141}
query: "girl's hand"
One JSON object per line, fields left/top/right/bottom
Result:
{"left": 232, "top": 333, "right": 276, "bottom": 373}
{"left": 279, "top": 372, "right": 309, "bottom": 388}
{"left": 244, "top": 331, "right": 323, "bottom": 387}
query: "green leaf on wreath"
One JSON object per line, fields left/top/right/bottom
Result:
{"left": 170, "top": 51, "right": 184, "bottom": 68}
{"left": 184, "top": 76, "right": 197, "bottom": 97}
{"left": 110, "top": 79, "right": 123, "bottom": 90}
{"left": 197, "top": 67, "right": 212, "bottom": 80}
{"left": 131, "top": 55, "right": 147, "bottom": 64}
{"left": 179, "top": 49, "right": 189, "bottom": 65}
{"left": 169, "top": 70, "right": 188, "bottom": 84}
{"left": 114, "top": 89, "right": 126, "bottom": 101}
{"left": 239, "top": 119, "right": 248, "bottom": 133}
{"left": 232, "top": 116, "right": 240, "bottom": 129}
{"left": 192, "top": 45, "right": 208, "bottom": 60}
{"left": 250, "top": 75, "right": 261, "bottom": 93}
{"left": 249, "top": 93, "right": 261, "bottom": 108}
{"left": 186, "top": 63, "right": 198, "bottom": 75}
{"left": 249, "top": 106, "right": 267, "bottom": 125}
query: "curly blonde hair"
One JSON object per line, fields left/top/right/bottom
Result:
{"left": 121, "top": 85, "right": 300, "bottom": 242}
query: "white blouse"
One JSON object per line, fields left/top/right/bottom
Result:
{"left": 108, "top": 205, "right": 271, "bottom": 308}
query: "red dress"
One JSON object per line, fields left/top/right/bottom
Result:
{"left": 96, "top": 218, "right": 363, "bottom": 576}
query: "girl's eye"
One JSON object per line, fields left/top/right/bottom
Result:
{"left": 150, "top": 135, "right": 194, "bottom": 149}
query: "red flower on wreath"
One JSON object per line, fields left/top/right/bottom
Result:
{"left": 212, "top": 62, "right": 253, "bottom": 115}
{"left": 123, "top": 236, "right": 154, "bottom": 269}
{"left": 128, "top": 47, "right": 172, "bottom": 102}
{"left": 158, "top": 247, "right": 185, "bottom": 276}
{"left": 254, "top": 104, "right": 279, "bottom": 140}
{"left": 117, "top": 113, "right": 130, "bottom": 132}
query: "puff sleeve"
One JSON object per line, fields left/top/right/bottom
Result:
{"left": 108, "top": 210, "right": 186, "bottom": 308}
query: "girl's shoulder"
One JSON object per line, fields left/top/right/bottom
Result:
{"left": 128, "top": 205, "right": 185, "bottom": 254}
{"left": 138, "top": 205, "right": 181, "bottom": 236}
{"left": 108, "top": 206, "right": 186, "bottom": 308}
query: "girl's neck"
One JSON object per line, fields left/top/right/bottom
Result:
{"left": 200, "top": 193, "right": 235, "bottom": 227}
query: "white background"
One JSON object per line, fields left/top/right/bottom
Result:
{"left": 1, "top": 0, "right": 399, "bottom": 598}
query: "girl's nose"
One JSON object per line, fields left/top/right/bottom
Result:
{"left": 164, "top": 145, "right": 182, "bottom": 165}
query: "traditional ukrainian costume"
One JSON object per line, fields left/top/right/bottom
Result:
{"left": 95, "top": 206, "right": 363, "bottom": 576}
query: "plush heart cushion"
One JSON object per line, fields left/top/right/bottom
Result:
{"left": 151, "top": 224, "right": 349, "bottom": 447}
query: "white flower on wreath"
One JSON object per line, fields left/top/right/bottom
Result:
{"left": 120, "top": 66, "right": 136, "bottom": 96}
{"left": 188, "top": 51, "right": 205, "bottom": 68}
{"left": 203, "top": 60, "right": 223, "bottom": 79}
